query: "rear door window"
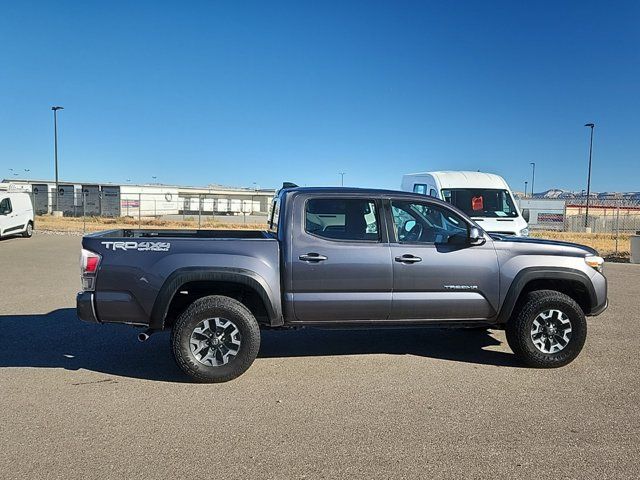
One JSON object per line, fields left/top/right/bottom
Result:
{"left": 305, "top": 198, "right": 380, "bottom": 241}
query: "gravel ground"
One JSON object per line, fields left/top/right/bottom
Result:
{"left": 0, "top": 234, "right": 638, "bottom": 479}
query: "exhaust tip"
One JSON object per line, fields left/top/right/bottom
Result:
{"left": 138, "top": 332, "right": 150, "bottom": 342}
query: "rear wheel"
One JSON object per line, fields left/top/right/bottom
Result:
{"left": 171, "top": 295, "right": 261, "bottom": 382}
{"left": 22, "top": 221, "right": 33, "bottom": 238}
{"left": 506, "top": 290, "right": 587, "bottom": 368}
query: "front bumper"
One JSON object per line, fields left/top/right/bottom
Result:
{"left": 587, "top": 271, "right": 608, "bottom": 316}
{"left": 590, "top": 298, "right": 608, "bottom": 316}
{"left": 77, "top": 291, "right": 100, "bottom": 324}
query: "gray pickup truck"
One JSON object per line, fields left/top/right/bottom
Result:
{"left": 77, "top": 186, "right": 607, "bottom": 382}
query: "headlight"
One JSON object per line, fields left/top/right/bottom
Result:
{"left": 519, "top": 228, "right": 529, "bottom": 237}
{"left": 585, "top": 255, "right": 604, "bottom": 273}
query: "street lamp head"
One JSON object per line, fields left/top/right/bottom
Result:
{"left": 585, "top": 123, "right": 594, "bottom": 128}
{"left": 51, "top": 106, "right": 64, "bottom": 111}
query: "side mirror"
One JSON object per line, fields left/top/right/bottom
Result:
{"left": 469, "top": 226, "right": 486, "bottom": 246}
{"left": 521, "top": 208, "right": 530, "bottom": 222}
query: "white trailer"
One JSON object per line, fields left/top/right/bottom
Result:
{"left": 120, "top": 185, "right": 180, "bottom": 217}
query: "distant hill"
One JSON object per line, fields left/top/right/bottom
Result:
{"left": 530, "top": 189, "right": 640, "bottom": 200}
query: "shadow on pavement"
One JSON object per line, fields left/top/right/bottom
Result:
{"left": 0, "top": 309, "right": 521, "bottom": 382}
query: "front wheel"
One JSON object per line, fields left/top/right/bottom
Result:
{"left": 22, "top": 221, "right": 33, "bottom": 238}
{"left": 506, "top": 290, "right": 587, "bottom": 368}
{"left": 171, "top": 295, "right": 261, "bottom": 382}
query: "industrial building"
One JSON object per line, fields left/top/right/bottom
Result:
{"left": 0, "top": 179, "right": 276, "bottom": 218}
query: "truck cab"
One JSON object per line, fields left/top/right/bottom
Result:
{"left": 401, "top": 171, "right": 530, "bottom": 236}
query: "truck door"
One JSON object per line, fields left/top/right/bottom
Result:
{"left": 387, "top": 198, "right": 500, "bottom": 320}
{"left": 0, "top": 196, "right": 18, "bottom": 235}
{"left": 289, "top": 195, "right": 392, "bottom": 322}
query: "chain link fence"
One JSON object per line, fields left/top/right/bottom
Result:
{"left": 563, "top": 199, "right": 640, "bottom": 234}
{"left": 517, "top": 198, "right": 640, "bottom": 234}
{"left": 31, "top": 189, "right": 272, "bottom": 230}
{"left": 516, "top": 197, "right": 639, "bottom": 258}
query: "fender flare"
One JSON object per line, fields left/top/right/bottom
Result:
{"left": 496, "top": 267, "right": 597, "bottom": 324}
{"left": 149, "top": 267, "right": 281, "bottom": 329}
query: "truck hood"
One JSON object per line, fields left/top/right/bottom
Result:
{"left": 490, "top": 234, "right": 598, "bottom": 257}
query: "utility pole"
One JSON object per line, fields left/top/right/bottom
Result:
{"left": 52, "top": 106, "right": 64, "bottom": 211}
{"left": 530, "top": 162, "right": 536, "bottom": 198}
{"left": 339, "top": 172, "right": 346, "bottom": 186}
{"left": 584, "top": 123, "right": 595, "bottom": 229}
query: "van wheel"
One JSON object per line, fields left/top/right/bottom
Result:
{"left": 22, "top": 222, "right": 33, "bottom": 238}
{"left": 506, "top": 290, "right": 587, "bottom": 368}
{"left": 171, "top": 295, "right": 261, "bottom": 383}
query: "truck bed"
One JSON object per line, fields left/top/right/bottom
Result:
{"left": 80, "top": 228, "right": 282, "bottom": 327}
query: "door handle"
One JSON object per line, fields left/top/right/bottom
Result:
{"left": 299, "top": 253, "right": 328, "bottom": 262}
{"left": 395, "top": 254, "right": 422, "bottom": 264}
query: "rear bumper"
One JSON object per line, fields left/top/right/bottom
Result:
{"left": 77, "top": 291, "right": 100, "bottom": 324}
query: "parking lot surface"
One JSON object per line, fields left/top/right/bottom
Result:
{"left": 1, "top": 234, "right": 638, "bottom": 479}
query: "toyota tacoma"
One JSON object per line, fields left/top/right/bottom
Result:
{"left": 77, "top": 186, "right": 608, "bottom": 382}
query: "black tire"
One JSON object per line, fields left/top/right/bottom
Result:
{"left": 505, "top": 289, "right": 587, "bottom": 368}
{"left": 171, "top": 295, "right": 261, "bottom": 383}
{"left": 22, "top": 221, "right": 33, "bottom": 238}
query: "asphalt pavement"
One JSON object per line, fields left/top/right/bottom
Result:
{"left": 0, "top": 234, "right": 638, "bottom": 479}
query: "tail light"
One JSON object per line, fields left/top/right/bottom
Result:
{"left": 80, "top": 248, "right": 101, "bottom": 291}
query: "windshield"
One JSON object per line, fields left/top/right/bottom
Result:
{"left": 441, "top": 188, "right": 519, "bottom": 218}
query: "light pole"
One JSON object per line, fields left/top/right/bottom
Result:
{"left": 339, "top": 172, "right": 346, "bottom": 186}
{"left": 529, "top": 162, "right": 536, "bottom": 198}
{"left": 584, "top": 123, "right": 595, "bottom": 229}
{"left": 52, "top": 106, "right": 64, "bottom": 211}
{"left": 524, "top": 181, "right": 528, "bottom": 198}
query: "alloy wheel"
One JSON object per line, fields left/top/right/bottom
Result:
{"left": 189, "top": 317, "right": 241, "bottom": 366}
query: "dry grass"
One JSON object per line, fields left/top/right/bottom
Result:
{"left": 35, "top": 215, "right": 264, "bottom": 233}
{"left": 531, "top": 230, "right": 630, "bottom": 260}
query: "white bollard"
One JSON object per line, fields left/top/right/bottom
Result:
{"left": 631, "top": 234, "right": 640, "bottom": 264}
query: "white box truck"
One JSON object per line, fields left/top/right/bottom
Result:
{"left": 401, "top": 171, "right": 530, "bottom": 236}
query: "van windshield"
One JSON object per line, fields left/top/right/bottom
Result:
{"left": 441, "top": 188, "right": 518, "bottom": 218}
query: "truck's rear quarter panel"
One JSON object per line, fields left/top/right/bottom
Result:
{"left": 83, "top": 230, "right": 280, "bottom": 326}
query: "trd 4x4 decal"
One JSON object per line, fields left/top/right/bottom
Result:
{"left": 101, "top": 241, "right": 170, "bottom": 252}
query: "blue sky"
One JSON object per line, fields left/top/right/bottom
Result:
{"left": 1, "top": 1, "right": 638, "bottom": 192}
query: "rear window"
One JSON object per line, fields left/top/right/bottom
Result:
{"left": 268, "top": 196, "right": 280, "bottom": 232}
{"left": 305, "top": 198, "right": 379, "bottom": 242}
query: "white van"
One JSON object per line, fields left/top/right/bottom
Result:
{"left": 0, "top": 188, "right": 35, "bottom": 239}
{"left": 401, "top": 171, "right": 530, "bottom": 236}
